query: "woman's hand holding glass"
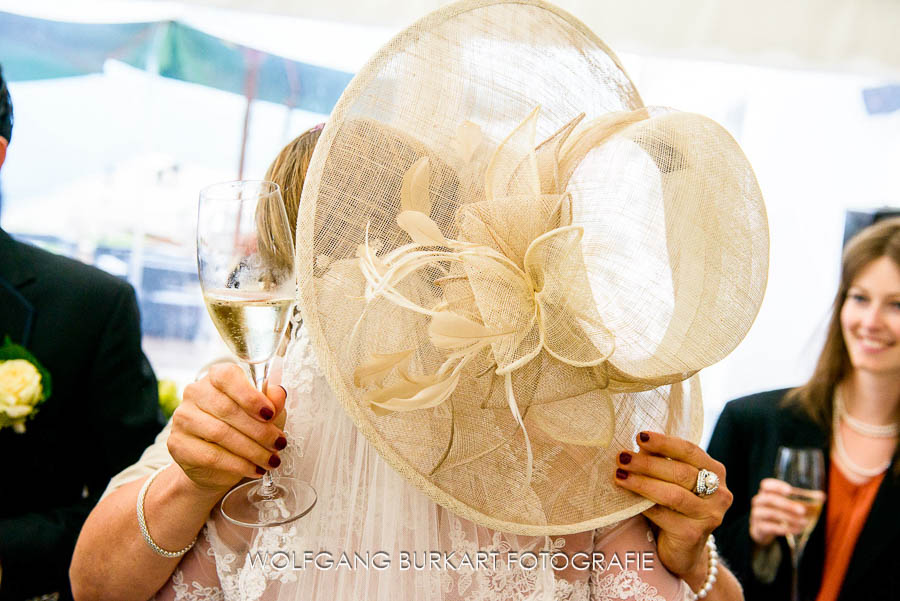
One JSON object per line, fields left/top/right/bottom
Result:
{"left": 168, "top": 363, "right": 287, "bottom": 495}
{"left": 614, "top": 432, "right": 733, "bottom": 585}
{"left": 748, "top": 478, "right": 811, "bottom": 547}
{"left": 197, "top": 180, "right": 315, "bottom": 526}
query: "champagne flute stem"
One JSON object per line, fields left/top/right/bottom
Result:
{"left": 247, "top": 361, "right": 278, "bottom": 498}
{"left": 790, "top": 546, "right": 801, "bottom": 601}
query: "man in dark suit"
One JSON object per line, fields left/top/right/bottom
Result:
{"left": 0, "top": 65, "right": 164, "bottom": 601}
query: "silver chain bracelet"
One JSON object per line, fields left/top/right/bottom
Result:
{"left": 136, "top": 465, "right": 197, "bottom": 558}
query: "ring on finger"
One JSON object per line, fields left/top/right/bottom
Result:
{"left": 693, "top": 468, "right": 719, "bottom": 497}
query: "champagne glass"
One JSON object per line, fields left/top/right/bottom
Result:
{"left": 197, "top": 180, "right": 316, "bottom": 527}
{"left": 774, "top": 447, "right": 825, "bottom": 601}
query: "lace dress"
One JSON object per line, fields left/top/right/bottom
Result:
{"left": 151, "top": 329, "right": 689, "bottom": 601}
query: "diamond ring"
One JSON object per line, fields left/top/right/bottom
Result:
{"left": 694, "top": 469, "right": 719, "bottom": 497}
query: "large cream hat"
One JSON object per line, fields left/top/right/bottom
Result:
{"left": 296, "top": 0, "right": 768, "bottom": 535}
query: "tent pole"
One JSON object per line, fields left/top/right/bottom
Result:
{"left": 237, "top": 49, "right": 261, "bottom": 179}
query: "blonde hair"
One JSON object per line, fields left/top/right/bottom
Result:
{"left": 786, "top": 217, "right": 900, "bottom": 474}
{"left": 257, "top": 125, "right": 323, "bottom": 271}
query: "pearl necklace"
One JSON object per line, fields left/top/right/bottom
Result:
{"left": 832, "top": 389, "right": 895, "bottom": 478}
{"left": 835, "top": 391, "right": 899, "bottom": 438}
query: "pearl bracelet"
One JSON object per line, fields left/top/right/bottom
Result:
{"left": 689, "top": 535, "right": 718, "bottom": 600}
{"left": 137, "top": 465, "right": 197, "bottom": 558}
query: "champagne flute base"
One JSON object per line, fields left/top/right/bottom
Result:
{"left": 221, "top": 477, "right": 317, "bottom": 527}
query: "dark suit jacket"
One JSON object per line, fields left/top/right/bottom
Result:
{"left": 708, "top": 389, "right": 900, "bottom": 601}
{"left": 0, "top": 228, "right": 164, "bottom": 601}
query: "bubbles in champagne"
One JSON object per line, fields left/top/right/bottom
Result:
{"left": 204, "top": 291, "right": 294, "bottom": 364}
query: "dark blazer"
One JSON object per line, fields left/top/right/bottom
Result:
{"left": 708, "top": 389, "right": 900, "bottom": 601}
{"left": 0, "top": 228, "right": 164, "bottom": 601}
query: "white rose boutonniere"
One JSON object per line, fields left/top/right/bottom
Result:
{"left": 0, "top": 336, "right": 52, "bottom": 433}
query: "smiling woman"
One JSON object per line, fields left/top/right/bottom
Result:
{"left": 708, "top": 217, "right": 900, "bottom": 601}
{"left": 841, "top": 256, "right": 900, "bottom": 376}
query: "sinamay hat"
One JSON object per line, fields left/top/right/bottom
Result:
{"left": 297, "top": 0, "right": 768, "bottom": 535}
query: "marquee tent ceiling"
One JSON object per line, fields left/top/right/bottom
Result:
{"left": 138, "top": 0, "right": 900, "bottom": 77}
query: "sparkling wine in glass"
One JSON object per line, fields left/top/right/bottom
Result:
{"left": 774, "top": 447, "right": 825, "bottom": 601}
{"left": 784, "top": 489, "right": 825, "bottom": 555}
{"left": 197, "top": 180, "right": 316, "bottom": 527}
{"left": 204, "top": 291, "right": 294, "bottom": 364}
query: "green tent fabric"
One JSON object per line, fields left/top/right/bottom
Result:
{"left": 0, "top": 12, "right": 154, "bottom": 80}
{"left": 149, "top": 21, "right": 352, "bottom": 113}
{"left": 0, "top": 11, "right": 353, "bottom": 113}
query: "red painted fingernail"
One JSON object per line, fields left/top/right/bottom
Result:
{"left": 268, "top": 454, "right": 281, "bottom": 468}
{"left": 619, "top": 452, "right": 632, "bottom": 464}
{"left": 616, "top": 468, "right": 628, "bottom": 480}
{"left": 256, "top": 466, "right": 266, "bottom": 475}
{"left": 278, "top": 385, "right": 287, "bottom": 398}
{"left": 639, "top": 432, "right": 650, "bottom": 443}
{"left": 274, "top": 436, "right": 287, "bottom": 451}
{"left": 260, "top": 407, "right": 274, "bottom": 420}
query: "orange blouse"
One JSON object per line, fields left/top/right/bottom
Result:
{"left": 814, "top": 461, "right": 884, "bottom": 601}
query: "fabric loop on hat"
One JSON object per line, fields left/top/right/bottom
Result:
{"left": 351, "top": 108, "right": 621, "bottom": 479}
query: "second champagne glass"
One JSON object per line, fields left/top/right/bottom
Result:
{"left": 774, "top": 446, "right": 826, "bottom": 601}
{"left": 197, "top": 180, "right": 316, "bottom": 527}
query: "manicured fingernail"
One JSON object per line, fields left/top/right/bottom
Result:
{"left": 619, "top": 452, "right": 632, "bottom": 465}
{"left": 268, "top": 454, "right": 281, "bottom": 468}
{"left": 274, "top": 436, "right": 288, "bottom": 451}
{"left": 278, "top": 385, "right": 287, "bottom": 398}
{"left": 256, "top": 466, "right": 266, "bottom": 475}
{"left": 259, "top": 407, "right": 275, "bottom": 420}
{"left": 616, "top": 468, "right": 628, "bottom": 480}
{"left": 639, "top": 432, "right": 650, "bottom": 443}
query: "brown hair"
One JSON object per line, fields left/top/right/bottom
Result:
{"left": 786, "top": 217, "right": 900, "bottom": 471}
{"left": 256, "top": 124, "right": 323, "bottom": 271}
